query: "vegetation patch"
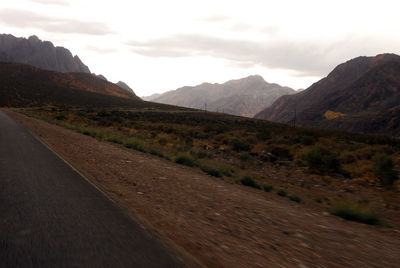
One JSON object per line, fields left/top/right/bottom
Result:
{"left": 288, "top": 194, "right": 302, "bottom": 203}
{"left": 332, "top": 203, "right": 381, "bottom": 225}
{"left": 175, "top": 155, "right": 196, "bottom": 167}
{"left": 277, "top": 189, "right": 287, "bottom": 197}
{"left": 200, "top": 165, "right": 222, "bottom": 177}
{"left": 263, "top": 184, "right": 274, "bottom": 192}
{"left": 372, "top": 154, "right": 398, "bottom": 185}
{"left": 240, "top": 176, "right": 261, "bottom": 189}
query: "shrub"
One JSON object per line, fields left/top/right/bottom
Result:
{"left": 332, "top": 203, "right": 381, "bottom": 225}
{"left": 158, "top": 137, "right": 168, "bottom": 145}
{"left": 305, "top": 147, "right": 341, "bottom": 173}
{"left": 263, "top": 184, "right": 274, "bottom": 192}
{"left": 270, "top": 146, "right": 292, "bottom": 160}
{"left": 150, "top": 150, "right": 164, "bottom": 158}
{"left": 239, "top": 152, "right": 251, "bottom": 161}
{"left": 341, "top": 152, "right": 356, "bottom": 164}
{"left": 200, "top": 165, "right": 222, "bottom": 177}
{"left": 288, "top": 194, "right": 301, "bottom": 203}
{"left": 231, "top": 139, "right": 251, "bottom": 152}
{"left": 175, "top": 155, "right": 196, "bottom": 167}
{"left": 218, "top": 166, "right": 232, "bottom": 177}
{"left": 107, "top": 137, "right": 123, "bottom": 144}
{"left": 56, "top": 115, "right": 66, "bottom": 120}
{"left": 372, "top": 154, "right": 398, "bottom": 185}
{"left": 277, "top": 189, "right": 287, "bottom": 197}
{"left": 257, "top": 130, "right": 271, "bottom": 141}
{"left": 240, "top": 176, "right": 261, "bottom": 189}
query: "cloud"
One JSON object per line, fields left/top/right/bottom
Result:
{"left": 199, "top": 15, "right": 232, "bottom": 22}
{"left": 85, "top": 45, "right": 119, "bottom": 54}
{"left": 29, "top": 0, "right": 69, "bottom": 5}
{"left": 0, "top": 8, "right": 113, "bottom": 35}
{"left": 127, "top": 33, "right": 400, "bottom": 77}
{"left": 127, "top": 34, "right": 337, "bottom": 76}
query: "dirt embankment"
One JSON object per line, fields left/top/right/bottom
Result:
{"left": 7, "top": 110, "right": 400, "bottom": 268}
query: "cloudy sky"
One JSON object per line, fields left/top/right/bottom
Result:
{"left": 1, "top": 0, "right": 400, "bottom": 96}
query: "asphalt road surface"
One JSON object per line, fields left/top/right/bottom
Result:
{"left": 0, "top": 111, "right": 185, "bottom": 268}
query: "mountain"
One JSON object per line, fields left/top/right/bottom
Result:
{"left": 146, "top": 75, "right": 295, "bottom": 117}
{"left": 0, "top": 34, "right": 90, "bottom": 73}
{"left": 143, "top": 93, "right": 162, "bottom": 101}
{"left": 116, "top": 81, "right": 134, "bottom": 94}
{"left": 255, "top": 54, "right": 400, "bottom": 136}
{"left": 0, "top": 62, "right": 142, "bottom": 108}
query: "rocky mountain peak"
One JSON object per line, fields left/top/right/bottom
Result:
{"left": 0, "top": 34, "right": 90, "bottom": 73}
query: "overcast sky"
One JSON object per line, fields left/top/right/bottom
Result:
{"left": 1, "top": 0, "right": 400, "bottom": 96}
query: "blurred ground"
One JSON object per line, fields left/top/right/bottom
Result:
{"left": 7, "top": 109, "right": 400, "bottom": 268}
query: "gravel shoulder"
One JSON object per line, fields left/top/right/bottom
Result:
{"left": 7, "top": 109, "right": 400, "bottom": 268}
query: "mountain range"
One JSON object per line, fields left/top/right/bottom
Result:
{"left": 145, "top": 75, "right": 295, "bottom": 117}
{"left": 0, "top": 34, "right": 135, "bottom": 96}
{"left": 0, "top": 34, "right": 90, "bottom": 73}
{"left": 255, "top": 53, "right": 400, "bottom": 136}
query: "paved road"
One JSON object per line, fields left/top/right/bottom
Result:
{"left": 0, "top": 111, "right": 185, "bottom": 268}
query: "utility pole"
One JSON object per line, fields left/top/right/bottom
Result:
{"left": 293, "top": 101, "right": 297, "bottom": 128}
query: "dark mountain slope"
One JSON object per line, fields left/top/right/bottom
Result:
{"left": 0, "top": 63, "right": 147, "bottom": 108}
{"left": 255, "top": 54, "right": 400, "bottom": 136}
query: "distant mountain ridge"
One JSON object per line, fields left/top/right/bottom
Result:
{"left": 0, "top": 34, "right": 90, "bottom": 73}
{"left": 146, "top": 75, "right": 295, "bottom": 117}
{"left": 255, "top": 53, "right": 400, "bottom": 136}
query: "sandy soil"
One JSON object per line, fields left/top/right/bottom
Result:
{"left": 7, "top": 110, "right": 400, "bottom": 268}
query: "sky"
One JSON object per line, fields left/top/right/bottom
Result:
{"left": 1, "top": 0, "right": 400, "bottom": 97}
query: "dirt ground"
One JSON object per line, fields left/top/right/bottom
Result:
{"left": 7, "top": 110, "right": 400, "bottom": 268}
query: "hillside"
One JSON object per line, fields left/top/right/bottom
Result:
{"left": 146, "top": 75, "right": 295, "bottom": 117}
{"left": 255, "top": 54, "right": 400, "bottom": 136}
{"left": 0, "top": 34, "right": 90, "bottom": 73}
{"left": 0, "top": 62, "right": 148, "bottom": 108}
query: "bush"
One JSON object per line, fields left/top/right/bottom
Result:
{"left": 277, "top": 189, "right": 287, "bottom": 197}
{"left": 270, "top": 146, "right": 292, "bottom": 160}
{"left": 332, "top": 203, "right": 381, "bottom": 225}
{"left": 200, "top": 165, "right": 222, "bottom": 177}
{"left": 150, "top": 150, "right": 164, "bottom": 158}
{"left": 305, "top": 147, "right": 341, "bottom": 173}
{"left": 239, "top": 152, "right": 251, "bottom": 161}
{"left": 231, "top": 139, "right": 251, "bottom": 152}
{"left": 124, "top": 140, "right": 146, "bottom": 152}
{"left": 175, "top": 155, "right": 196, "bottom": 167}
{"left": 158, "top": 137, "right": 168, "bottom": 145}
{"left": 372, "top": 154, "right": 398, "bottom": 185}
{"left": 263, "top": 184, "right": 274, "bottom": 192}
{"left": 288, "top": 194, "right": 301, "bottom": 203}
{"left": 107, "top": 137, "right": 123, "bottom": 144}
{"left": 341, "top": 152, "right": 356, "bottom": 164}
{"left": 240, "top": 176, "right": 261, "bottom": 189}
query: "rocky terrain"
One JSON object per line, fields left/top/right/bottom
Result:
{"left": 145, "top": 75, "right": 295, "bottom": 117}
{"left": 0, "top": 34, "right": 90, "bottom": 73}
{"left": 255, "top": 54, "right": 400, "bottom": 136}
